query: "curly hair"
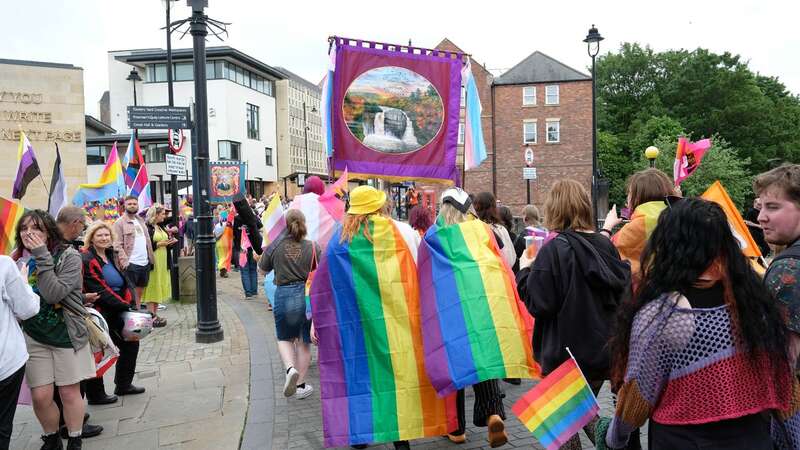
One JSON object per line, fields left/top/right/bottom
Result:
{"left": 609, "top": 198, "right": 787, "bottom": 386}
{"left": 408, "top": 206, "right": 433, "bottom": 234}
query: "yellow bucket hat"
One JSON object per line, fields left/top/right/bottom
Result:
{"left": 347, "top": 185, "right": 386, "bottom": 215}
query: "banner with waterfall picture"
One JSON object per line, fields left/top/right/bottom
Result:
{"left": 208, "top": 161, "right": 246, "bottom": 203}
{"left": 330, "top": 37, "right": 462, "bottom": 184}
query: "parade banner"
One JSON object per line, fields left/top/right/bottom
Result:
{"left": 208, "top": 161, "right": 246, "bottom": 203}
{"left": 329, "top": 37, "right": 463, "bottom": 184}
{"left": 310, "top": 216, "right": 457, "bottom": 447}
{"left": 418, "top": 219, "right": 540, "bottom": 396}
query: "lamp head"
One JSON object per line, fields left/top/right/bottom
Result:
{"left": 645, "top": 146, "right": 660, "bottom": 160}
{"left": 126, "top": 69, "right": 142, "bottom": 83}
{"left": 583, "top": 25, "right": 604, "bottom": 58}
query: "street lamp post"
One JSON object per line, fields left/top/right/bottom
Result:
{"left": 188, "top": 0, "right": 223, "bottom": 343}
{"left": 302, "top": 103, "right": 318, "bottom": 177}
{"left": 584, "top": 24, "right": 603, "bottom": 224}
{"left": 645, "top": 146, "right": 660, "bottom": 168}
{"left": 126, "top": 69, "right": 142, "bottom": 139}
{"left": 164, "top": 0, "right": 180, "bottom": 303}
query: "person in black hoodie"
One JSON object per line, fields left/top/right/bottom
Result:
{"left": 516, "top": 180, "right": 630, "bottom": 450}
{"left": 81, "top": 222, "right": 144, "bottom": 402}
{"left": 232, "top": 193, "right": 264, "bottom": 298}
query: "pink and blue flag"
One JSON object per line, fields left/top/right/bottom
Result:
{"left": 321, "top": 45, "right": 336, "bottom": 158}
{"left": 462, "top": 61, "right": 487, "bottom": 171}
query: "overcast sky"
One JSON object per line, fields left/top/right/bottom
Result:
{"left": 2, "top": 0, "right": 797, "bottom": 117}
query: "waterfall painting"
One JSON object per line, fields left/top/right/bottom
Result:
{"left": 343, "top": 66, "right": 444, "bottom": 154}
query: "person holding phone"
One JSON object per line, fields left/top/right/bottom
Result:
{"left": 142, "top": 204, "right": 176, "bottom": 327}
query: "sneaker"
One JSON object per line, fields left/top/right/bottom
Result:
{"left": 283, "top": 367, "right": 299, "bottom": 397}
{"left": 295, "top": 384, "right": 314, "bottom": 399}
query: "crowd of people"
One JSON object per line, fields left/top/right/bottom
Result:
{"left": 4, "top": 163, "right": 800, "bottom": 449}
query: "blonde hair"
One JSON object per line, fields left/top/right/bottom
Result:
{"left": 544, "top": 180, "right": 594, "bottom": 232}
{"left": 145, "top": 203, "right": 165, "bottom": 225}
{"left": 438, "top": 202, "right": 475, "bottom": 226}
{"left": 522, "top": 205, "right": 542, "bottom": 227}
{"left": 83, "top": 221, "right": 116, "bottom": 252}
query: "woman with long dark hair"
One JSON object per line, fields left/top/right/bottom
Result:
{"left": 12, "top": 210, "right": 95, "bottom": 450}
{"left": 473, "top": 192, "right": 516, "bottom": 268}
{"left": 602, "top": 198, "right": 796, "bottom": 450}
{"left": 259, "top": 209, "right": 320, "bottom": 400}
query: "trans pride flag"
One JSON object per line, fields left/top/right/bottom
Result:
{"left": 461, "top": 61, "right": 487, "bottom": 170}
{"left": 418, "top": 218, "right": 539, "bottom": 396}
{"left": 289, "top": 193, "right": 341, "bottom": 252}
{"left": 310, "top": 216, "right": 457, "bottom": 447}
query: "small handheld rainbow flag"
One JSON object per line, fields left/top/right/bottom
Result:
{"left": 418, "top": 218, "right": 539, "bottom": 396}
{"left": 310, "top": 216, "right": 457, "bottom": 447}
{"left": 0, "top": 197, "right": 25, "bottom": 255}
{"left": 512, "top": 353, "right": 599, "bottom": 450}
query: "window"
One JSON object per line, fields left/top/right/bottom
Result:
{"left": 546, "top": 120, "right": 560, "bottom": 143}
{"left": 173, "top": 62, "right": 193, "bottom": 81}
{"left": 218, "top": 140, "right": 240, "bottom": 160}
{"left": 523, "top": 121, "right": 537, "bottom": 144}
{"left": 86, "top": 146, "right": 108, "bottom": 165}
{"left": 458, "top": 122, "right": 465, "bottom": 145}
{"left": 146, "top": 63, "right": 167, "bottom": 82}
{"left": 523, "top": 86, "right": 536, "bottom": 106}
{"left": 235, "top": 65, "right": 244, "bottom": 85}
{"left": 545, "top": 85, "right": 559, "bottom": 105}
{"left": 144, "top": 143, "right": 169, "bottom": 163}
{"left": 265, "top": 147, "right": 273, "bottom": 166}
{"left": 246, "top": 103, "right": 260, "bottom": 140}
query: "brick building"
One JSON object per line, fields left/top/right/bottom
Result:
{"left": 436, "top": 39, "right": 592, "bottom": 215}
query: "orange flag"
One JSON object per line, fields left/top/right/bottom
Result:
{"left": 701, "top": 181, "right": 762, "bottom": 258}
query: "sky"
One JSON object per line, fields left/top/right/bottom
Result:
{"left": 2, "top": 0, "right": 797, "bottom": 117}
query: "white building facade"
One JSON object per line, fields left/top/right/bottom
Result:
{"left": 91, "top": 46, "right": 285, "bottom": 201}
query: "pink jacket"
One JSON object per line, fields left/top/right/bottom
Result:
{"left": 112, "top": 215, "right": 155, "bottom": 268}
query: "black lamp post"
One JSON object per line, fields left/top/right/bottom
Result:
{"left": 188, "top": 0, "right": 223, "bottom": 343}
{"left": 303, "top": 102, "right": 318, "bottom": 176}
{"left": 584, "top": 24, "right": 603, "bottom": 224}
{"left": 126, "top": 69, "right": 142, "bottom": 139}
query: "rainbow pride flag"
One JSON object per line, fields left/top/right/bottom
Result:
{"left": 512, "top": 357, "right": 599, "bottom": 450}
{"left": 0, "top": 197, "right": 24, "bottom": 255}
{"left": 310, "top": 215, "right": 457, "bottom": 447}
{"left": 418, "top": 218, "right": 539, "bottom": 396}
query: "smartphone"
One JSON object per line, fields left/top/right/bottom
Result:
{"left": 620, "top": 207, "right": 631, "bottom": 221}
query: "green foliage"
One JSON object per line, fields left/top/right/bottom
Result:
{"left": 595, "top": 43, "right": 800, "bottom": 211}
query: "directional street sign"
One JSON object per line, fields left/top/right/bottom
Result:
{"left": 128, "top": 106, "right": 191, "bottom": 130}
{"left": 523, "top": 167, "right": 537, "bottom": 180}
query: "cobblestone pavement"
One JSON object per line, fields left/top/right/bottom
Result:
{"left": 11, "top": 281, "right": 250, "bottom": 450}
{"left": 233, "top": 272, "right": 644, "bottom": 450}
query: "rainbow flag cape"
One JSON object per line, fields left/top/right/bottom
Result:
{"left": 261, "top": 194, "right": 286, "bottom": 249}
{"left": 702, "top": 181, "right": 762, "bottom": 258}
{"left": 673, "top": 136, "right": 712, "bottom": 186}
{"left": 418, "top": 218, "right": 539, "bottom": 396}
{"left": 461, "top": 61, "right": 488, "bottom": 170}
{"left": 310, "top": 216, "right": 457, "bottom": 447}
{"left": 0, "top": 197, "right": 24, "bottom": 255}
{"left": 512, "top": 356, "right": 599, "bottom": 450}
{"left": 289, "top": 193, "right": 342, "bottom": 251}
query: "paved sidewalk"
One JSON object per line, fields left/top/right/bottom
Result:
{"left": 11, "top": 282, "right": 250, "bottom": 450}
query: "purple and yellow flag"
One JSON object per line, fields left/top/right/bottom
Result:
{"left": 310, "top": 216, "right": 457, "bottom": 447}
{"left": 418, "top": 218, "right": 539, "bottom": 396}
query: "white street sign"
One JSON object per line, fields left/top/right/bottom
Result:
{"left": 165, "top": 153, "right": 186, "bottom": 176}
{"left": 523, "top": 167, "right": 537, "bottom": 180}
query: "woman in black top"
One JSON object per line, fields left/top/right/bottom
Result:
{"left": 516, "top": 180, "right": 631, "bottom": 450}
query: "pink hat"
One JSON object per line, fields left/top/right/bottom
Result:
{"left": 303, "top": 176, "right": 325, "bottom": 195}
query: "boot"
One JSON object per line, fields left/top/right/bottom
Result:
{"left": 487, "top": 415, "right": 507, "bottom": 448}
{"left": 39, "top": 433, "right": 63, "bottom": 450}
{"left": 66, "top": 436, "right": 82, "bottom": 450}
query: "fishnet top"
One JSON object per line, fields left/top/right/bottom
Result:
{"left": 606, "top": 293, "right": 800, "bottom": 449}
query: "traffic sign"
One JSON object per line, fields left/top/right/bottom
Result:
{"left": 127, "top": 106, "right": 191, "bottom": 130}
{"left": 523, "top": 167, "right": 537, "bottom": 180}
{"left": 168, "top": 129, "right": 185, "bottom": 153}
{"left": 165, "top": 153, "right": 186, "bottom": 176}
{"left": 524, "top": 148, "right": 534, "bottom": 167}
